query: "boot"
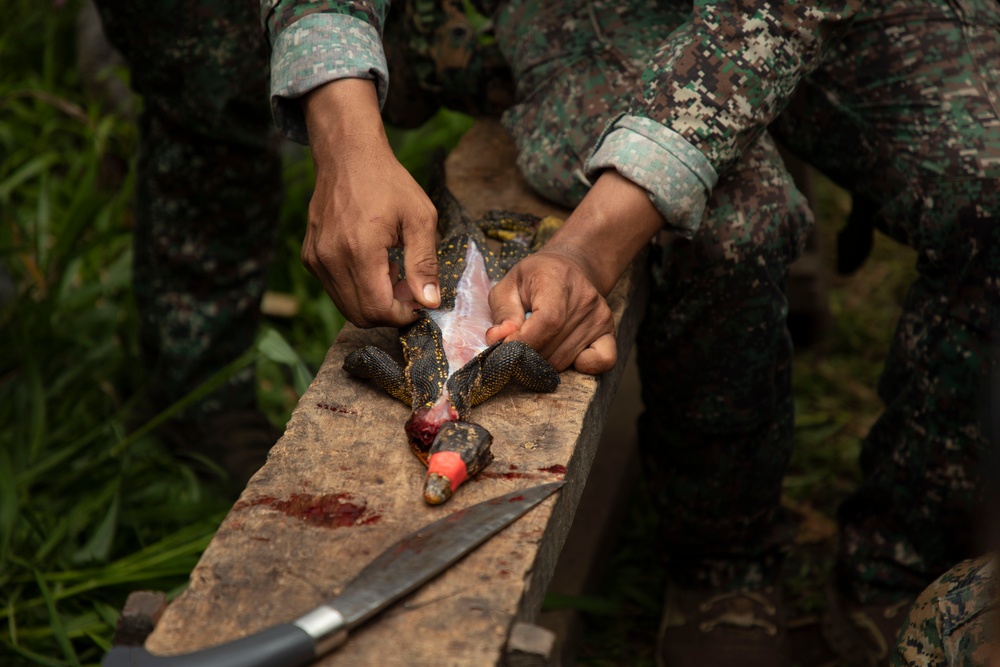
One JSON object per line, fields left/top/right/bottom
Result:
{"left": 657, "top": 582, "right": 791, "bottom": 667}
{"left": 821, "top": 587, "right": 916, "bottom": 667}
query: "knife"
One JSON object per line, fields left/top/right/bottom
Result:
{"left": 102, "top": 481, "right": 564, "bottom": 667}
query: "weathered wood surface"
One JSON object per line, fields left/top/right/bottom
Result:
{"left": 145, "top": 119, "right": 648, "bottom": 666}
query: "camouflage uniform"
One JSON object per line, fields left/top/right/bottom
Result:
{"left": 105, "top": 0, "right": 999, "bottom": 606}
{"left": 95, "top": 0, "right": 281, "bottom": 419}
{"left": 894, "top": 555, "right": 998, "bottom": 666}
{"left": 487, "top": 0, "right": 995, "bottom": 602}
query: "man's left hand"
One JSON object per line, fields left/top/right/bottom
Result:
{"left": 485, "top": 170, "right": 666, "bottom": 375}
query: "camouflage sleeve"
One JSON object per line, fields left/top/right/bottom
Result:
{"left": 585, "top": 0, "right": 862, "bottom": 237}
{"left": 261, "top": 0, "right": 391, "bottom": 143}
{"left": 893, "top": 585, "right": 948, "bottom": 667}
{"left": 892, "top": 556, "right": 996, "bottom": 667}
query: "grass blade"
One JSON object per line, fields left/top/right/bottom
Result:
{"left": 32, "top": 571, "right": 78, "bottom": 666}
{"left": 257, "top": 326, "right": 313, "bottom": 395}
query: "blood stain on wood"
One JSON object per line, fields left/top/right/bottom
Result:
{"left": 235, "top": 493, "right": 381, "bottom": 528}
{"left": 537, "top": 465, "right": 566, "bottom": 474}
{"left": 317, "top": 402, "right": 359, "bottom": 416}
{"left": 477, "top": 471, "right": 533, "bottom": 480}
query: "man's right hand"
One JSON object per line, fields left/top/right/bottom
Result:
{"left": 302, "top": 78, "right": 441, "bottom": 328}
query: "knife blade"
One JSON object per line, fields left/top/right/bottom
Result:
{"left": 102, "top": 481, "right": 564, "bottom": 667}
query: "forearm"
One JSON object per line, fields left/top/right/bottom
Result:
{"left": 543, "top": 170, "right": 665, "bottom": 297}
{"left": 302, "top": 78, "right": 389, "bottom": 162}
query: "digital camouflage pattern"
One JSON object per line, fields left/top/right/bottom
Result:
{"left": 263, "top": 1, "right": 390, "bottom": 144}
{"left": 773, "top": 0, "right": 1000, "bottom": 604}
{"left": 94, "top": 0, "right": 281, "bottom": 420}
{"left": 263, "top": 0, "right": 513, "bottom": 140}
{"left": 490, "top": 0, "right": 1000, "bottom": 605}
{"left": 893, "top": 555, "right": 997, "bottom": 666}
{"left": 495, "top": 0, "right": 812, "bottom": 590}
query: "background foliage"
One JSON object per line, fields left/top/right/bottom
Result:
{"left": 0, "top": 1, "right": 916, "bottom": 665}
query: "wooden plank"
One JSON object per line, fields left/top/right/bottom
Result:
{"left": 144, "top": 119, "right": 648, "bottom": 666}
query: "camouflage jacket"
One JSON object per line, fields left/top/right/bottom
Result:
{"left": 260, "top": 0, "right": 862, "bottom": 237}
{"left": 894, "top": 555, "right": 997, "bottom": 667}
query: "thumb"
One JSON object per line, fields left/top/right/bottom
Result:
{"left": 486, "top": 273, "right": 526, "bottom": 345}
{"left": 402, "top": 211, "right": 441, "bottom": 309}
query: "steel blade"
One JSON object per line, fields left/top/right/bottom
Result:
{"left": 329, "top": 482, "right": 564, "bottom": 627}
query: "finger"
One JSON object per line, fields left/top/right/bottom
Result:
{"left": 344, "top": 241, "right": 419, "bottom": 327}
{"left": 353, "top": 280, "right": 419, "bottom": 327}
{"left": 390, "top": 261, "right": 419, "bottom": 306}
{"left": 573, "top": 333, "right": 617, "bottom": 375}
{"left": 392, "top": 278, "right": 419, "bottom": 308}
{"left": 401, "top": 211, "right": 440, "bottom": 309}
{"left": 304, "top": 242, "right": 359, "bottom": 325}
{"left": 546, "top": 325, "right": 598, "bottom": 371}
{"left": 544, "top": 298, "right": 614, "bottom": 370}
{"left": 506, "top": 280, "right": 568, "bottom": 355}
{"left": 486, "top": 274, "right": 526, "bottom": 345}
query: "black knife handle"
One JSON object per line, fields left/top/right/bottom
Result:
{"left": 102, "top": 623, "right": 317, "bottom": 667}
{"left": 102, "top": 604, "right": 349, "bottom": 667}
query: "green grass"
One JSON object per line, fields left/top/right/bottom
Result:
{"left": 1, "top": 1, "right": 920, "bottom": 665}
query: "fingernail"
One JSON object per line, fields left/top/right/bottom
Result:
{"left": 423, "top": 283, "right": 440, "bottom": 306}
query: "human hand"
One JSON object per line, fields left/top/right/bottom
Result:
{"left": 485, "top": 170, "right": 666, "bottom": 374}
{"left": 302, "top": 79, "right": 440, "bottom": 328}
{"left": 485, "top": 248, "right": 617, "bottom": 374}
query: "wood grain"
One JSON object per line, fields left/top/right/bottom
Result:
{"left": 145, "top": 119, "right": 648, "bottom": 666}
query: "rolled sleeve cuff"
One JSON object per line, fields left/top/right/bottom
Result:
{"left": 585, "top": 115, "right": 718, "bottom": 238}
{"left": 269, "top": 13, "right": 388, "bottom": 144}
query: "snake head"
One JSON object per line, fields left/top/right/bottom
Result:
{"left": 423, "top": 421, "right": 494, "bottom": 505}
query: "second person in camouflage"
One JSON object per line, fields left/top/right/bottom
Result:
{"left": 264, "top": 0, "right": 998, "bottom": 664}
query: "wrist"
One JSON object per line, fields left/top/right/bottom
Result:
{"left": 545, "top": 170, "right": 664, "bottom": 295}
{"left": 303, "top": 78, "right": 389, "bottom": 158}
{"left": 539, "top": 242, "right": 615, "bottom": 296}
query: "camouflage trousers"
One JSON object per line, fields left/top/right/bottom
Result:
{"left": 94, "top": 0, "right": 281, "bottom": 418}
{"left": 494, "top": 0, "right": 1000, "bottom": 603}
